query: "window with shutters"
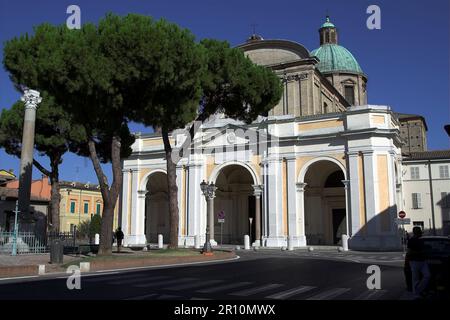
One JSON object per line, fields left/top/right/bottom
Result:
{"left": 410, "top": 167, "right": 420, "bottom": 180}
{"left": 439, "top": 165, "right": 449, "bottom": 178}
{"left": 412, "top": 193, "right": 422, "bottom": 209}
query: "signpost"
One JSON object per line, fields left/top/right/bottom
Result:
{"left": 218, "top": 210, "right": 225, "bottom": 246}
{"left": 398, "top": 211, "right": 408, "bottom": 253}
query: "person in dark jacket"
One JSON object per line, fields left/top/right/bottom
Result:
{"left": 407, "top": 227, "right": 430, "bottom": 298}
{"left": 115, "top": 227, "right": 124, "bottom": 253}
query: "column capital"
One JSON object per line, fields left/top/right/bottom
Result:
{"left": 252, "top": 184, "right": 263, "bottom": 197}
{"left": 21, "top": 89, "right": 42, "bottom": 110}
{"left": 341, "top": 180, "right": 350, "bottom": 189}
{"left": 296, "top": 182, "right": 307, "bottom": 192}
{"left": 346, "top": 151, "right": 359, "bottom": 158}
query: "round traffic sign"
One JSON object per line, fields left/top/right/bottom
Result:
{"left": 398, "top": 211, "right": 406, "bottom": 219}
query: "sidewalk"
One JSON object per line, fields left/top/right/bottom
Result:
{"left": 0, "top": 248, "right": 236, "bottom": 278}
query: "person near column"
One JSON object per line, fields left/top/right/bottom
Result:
{"left": 115, "top": 227, "right": 124, "bottom": 253}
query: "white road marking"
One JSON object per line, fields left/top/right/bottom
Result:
{"left": 134, "top": 277, "right": 197, "bottom": 288}
{"left": 196, "top": 281, "right": 252, "bottom": 293}
{"left": 230, "top": 283, "right": 284, "bottom": 297}
{"left": 266, "top": 286, "right": 316, "bottom": 300}
{"left": 0, "top": 275, "right": 38, "bottom": 281}
{"left": 306, "top": 287, "right": 351, "bottom": 300}
{"left": 164, "top": 279, "right": 224, "bottom": 291}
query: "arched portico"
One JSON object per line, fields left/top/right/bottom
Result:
{"left": 208, "top": 162, "right": 262, "bottom": 246}
{"left": 143, "top": 170, "right": 169, "bottom": 243}
{"left": 297, "top": 157, "right": 348, "bottom": 246}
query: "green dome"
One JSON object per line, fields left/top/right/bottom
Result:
{"left": 310, "top": 44, "right": 363, "bottom": 74}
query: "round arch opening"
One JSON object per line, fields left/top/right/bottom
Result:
{"left": 212, "top": 164, "right": 259, "bottom": 245}
{"left": 144, "top": 171, "right": 169, "bottom": 243}
{"left": 303, "top": 160, "right": 347, "bottom": 245}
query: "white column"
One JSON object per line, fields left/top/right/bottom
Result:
{"left": 295, "top": 182, "right": 307, "bottom": 246}
{"left": 121, "top": 169, "right": 131, "bottom": 242}
{"left": 127, "top": 169, "right": 146, "bottom": 245}
{"left": 286, "top": 157, "right": 303, "bottom": 246}
{"left": 186, "top": 163, "right": 203, "bottom": 246}
{"left": 363, "top": 151, "right": 377, "bottom": 235}
{"left": 252, "top": 185, "right": 263, "bottom": 246}
{"left": 265, "top": 158, "right": 284, "bottom": 246}
{"left": 348, "top": 152, "right": 361, "bottom": 237}
{"left": 176, "top": 165, "right": 185, "bottom": 246}
{"left": 262, "top": 160, "right": 269, "bottom": 242}
{"left": 341, "top": 180, "right": 350, "bottom": 237}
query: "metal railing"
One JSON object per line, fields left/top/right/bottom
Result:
{"left": 0, "top": 232, "right": 47, "bottom": 255}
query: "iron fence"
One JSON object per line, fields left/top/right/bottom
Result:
{"left": 0, "top": 232, "right": 47, "bottom": 254}
{"left": 0, "top": 231, "right": 79, "bottom": 255}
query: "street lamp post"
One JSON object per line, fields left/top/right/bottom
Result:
{"left": 200, "top": 180, "right": 217, "bottom": 254}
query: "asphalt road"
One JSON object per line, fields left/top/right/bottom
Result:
{"left": 0, "top": 251, "right": 408, "bottom": 300}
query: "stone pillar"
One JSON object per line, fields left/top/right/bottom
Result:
{"left": 18, "top": 89, "right": 42, "bottom": 228}
{"left": 295, "top": 182, "right": 307, "bottom": 246}
{"left": 252, "top": 185, "right": 263, "bottom": 246}
{"left": 347, "top": 152, "right": 361, "bottom": 237}
{"left": 341, "top": 180, "right": 350, "bottom": 237}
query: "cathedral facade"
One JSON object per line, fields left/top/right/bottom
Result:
{"left": 120, "top": 17, "right": 405, "bottom": 250}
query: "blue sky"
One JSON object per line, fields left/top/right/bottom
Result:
{"left": 0, "top": 0, "right": 449, "bottom": 184}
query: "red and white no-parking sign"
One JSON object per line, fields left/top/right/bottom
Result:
{"left": 398, "top": 211, "right": 406, "bottom": 219}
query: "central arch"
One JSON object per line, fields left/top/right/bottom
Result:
{"left": 210, "top": 163, "right": 260, "bottom": 245}
{"left": 300, "top": 158, "right": 347, "bottom": 245}
{"left": 144, "top": 171, "right": 169, "bottom": 243}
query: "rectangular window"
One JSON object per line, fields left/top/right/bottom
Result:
{"left": 410, "top": 167, "right": 420, "bottom": 180}
{"left": 96, "top": 203, "right": 101, "bottom": 215}
{"left": 70, "top": 201, "right": 76, "bottom": 214}
{"left": 84, "top": 202, "right": 89, "bottom": 214}
{"left": 441, "top": 192, "right": 450, "bottom": 208}
{"left": 412, "top": 193, "right": 422, "bottom": 209}
{"left": 344, "top": 86, "right": 355, "bottom": 105}
{"left": 439, "top": 165, "right": 449, "bottom": 178}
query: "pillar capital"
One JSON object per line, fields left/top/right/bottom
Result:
{"left": 341, "top": 180, "right": 350, "bottom": 189}
{"left": 21, "top": 89, "right": 42, "bottom": 110}
{"left": 252, "top": 184, "right": 263, "bottom": 197}
{"left": 296, "top": 182, "right": 307, "bottom": 192}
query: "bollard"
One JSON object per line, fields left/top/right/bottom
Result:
{"left": 158, "top": 234, "right": 164, "bottom": 249}
{"left": 288, "top": 236, "right": 294, "bottom": 251}
{"left": 244, "top": 235, "right": 250, "bottom": 250}
{"left": 308, "top": 246, "right": 314, "bottom": 252}
{"left": 38, "top": 264, "right": 45, "bottom": 275}
{"left": 194, "top": 235, "right": 201, "bottom": 249}
{"left": 94, "top": 233, "right": 100, "bottom": 245}
{"left": 341, "top": 234, "right": 349, "bottom": 251}
{"left": 80, "top": 262, "right": 90, "bottom": 272}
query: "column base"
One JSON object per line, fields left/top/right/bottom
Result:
{"left": 252, "top": 240, "right": 261, "bottom": 247}
{"left": 288, "top": 236, "right": 307, "bottom": 247}
{"left": 124, "top": 234, "right": 147, "bottom": 246}
{"left": 263, "top": 236, "right": 287, "bottom": 247}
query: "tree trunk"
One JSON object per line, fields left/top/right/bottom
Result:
{"left": 33, "top": 158, "right": 60, "bottom": 232}
{"left": 87, "top": 136, "right": 123, "bottom": 256}
{"left": 162, "top": 128, "right": 179, "bottom": 249}
{"left": 49, "top": 159, "right": 61, "bottom": 233}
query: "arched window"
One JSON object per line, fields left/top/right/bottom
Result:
{"left": 344, "top": 85, "right": 355, "bottom": 105}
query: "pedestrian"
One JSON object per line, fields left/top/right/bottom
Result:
{"left": 115, "top": 227, "right": 124, "bottom": 253}
{"left": 407, "top": 226, "right": 430, "bottom": 298}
